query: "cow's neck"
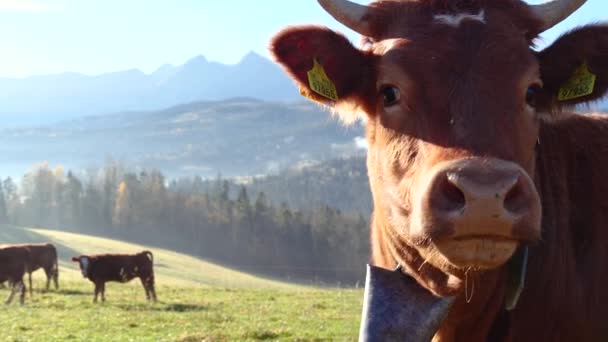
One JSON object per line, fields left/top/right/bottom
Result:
{"left": 506, "top": 113, "right": 608, "bottom": 341}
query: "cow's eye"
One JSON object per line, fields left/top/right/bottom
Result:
{"left": 525, "top": 84, "right": 542, "bottom": 108}
{"left": 381, "top": 85, "right": 401, "bottom": 107}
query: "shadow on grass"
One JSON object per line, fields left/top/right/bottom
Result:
{"left": 175, "top": 325, "right": 291, "bottom": 342}
{"left": 162, "top": 303, "right": 209, "bottom": 312}
{"left": 55, "top": 289, "right": 90, "bottom": 296}
{"left": 115, "top": 302, "right": 209, "bottom": 312}
{"left": 176, "top": 334, "right": 227, "bottom": 342}
{"left": 243, "top": 330, "right": 291, "bottom": 341}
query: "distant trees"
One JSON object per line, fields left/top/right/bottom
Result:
{"left": 0, "top": 181, "right": 8, "bottom": 224}
{"left": 246, "top": 156, "right": 372, "bottom": 213}
{"left": 113, "top": 181, "right": 130, "bottom": 228}
{"left": 60, "top": 171, "right": 83, "bottom": 227}
{"left": 1, "top": 158, "right": 370, "bottom": 283}
{"left": 3, "top": 178, "right": 18, "bottom": 225}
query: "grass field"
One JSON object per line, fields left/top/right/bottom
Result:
{"left": 0, "top": 226, "right": 363, "bottom": 341}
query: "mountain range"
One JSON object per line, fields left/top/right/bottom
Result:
{"left": 0, "top": 51, "right": 606, "bottom": 126}
{"left": 0, "top": 52, "right": 300, "bottom": 126}
{"left": 0, "top": 98, "right": 365, "bottom": 179}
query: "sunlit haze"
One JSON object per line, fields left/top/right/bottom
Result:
{"left": 0, "top": 2, "right": 606, "bottom": 339}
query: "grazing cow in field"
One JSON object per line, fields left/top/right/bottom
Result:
{"left": 271, "top": 0, "right": 608, "bottom": 340}
{"left": 0, "top": 246, "right": 28, "bottom": 304}
{"left": 71, "top": 251, "right": 157, "bottom": 303}
{"left": 8, "top": 243, "right": 59, "bottom": 295}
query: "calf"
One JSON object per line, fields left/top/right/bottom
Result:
{"left": 0, "top": 246, "right": 28, "bottom": 304}
{"left": 9, "top": 243, "right": 59, "bottom": 294}
{"left": 72, "top": 250, "right": 157, "bottom": 303}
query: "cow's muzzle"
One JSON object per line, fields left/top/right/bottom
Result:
{"left": 416, "top": 158, "right": 541, "bottom": 269}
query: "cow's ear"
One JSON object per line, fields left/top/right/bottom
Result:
{"left": 270, "top": 25, "right": 374, "bottom": 123}
{"left": 537, "top": 24, "right": 608, "bottom": 109}
{"left": 71, "top": 256, "right": 79, "bottom": 262}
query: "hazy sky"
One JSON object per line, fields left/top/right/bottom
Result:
{"left": 0, "top": 0, "right": 605, "bottom": 77}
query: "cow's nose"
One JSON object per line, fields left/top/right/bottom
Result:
{"left": 432, "top": 167, "right": 525, "bottom": 217}
{"left": 423, "top": 159, "right": 541, "bottom": 240}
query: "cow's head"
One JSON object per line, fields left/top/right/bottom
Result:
{"left": 71, "top": 256, "right": 90, "bottom": 278}
{"left": 271, "top": 0, "right": 608, "bottom": 296}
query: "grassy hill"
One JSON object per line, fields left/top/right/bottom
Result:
{"left": 0, "top": 225, "right": 363, "bottom": 341}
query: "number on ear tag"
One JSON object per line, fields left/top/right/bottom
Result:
{"left": 307, "top": 58, "right": 339, "bottom": 101}
{"left": 558, "top": 62, "right": 596, "bottom": 101}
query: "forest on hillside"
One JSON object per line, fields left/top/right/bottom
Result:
{"left": 0, "top": 157, "right": 372, "bottom": 284}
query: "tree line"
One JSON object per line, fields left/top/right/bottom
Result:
{"left": 0, "top": 160, "right": 371, "bottom": 284}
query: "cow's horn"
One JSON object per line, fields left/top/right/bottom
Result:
{"left": 318, "top": 0, "right": 374, "bottom": 37}
{"left": 530, "top": 0, "right": 587, "bottom": 32}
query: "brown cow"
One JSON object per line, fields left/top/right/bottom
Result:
{"left": 0, "top": 246, "right": 28, "bottom": 304}
{"left": 71, "top": 251, "right": 157, "bottom": 303}
{"left": 271, "top": 0, "right": 608, "bottom": 340}
{"left": 7, "top": 243, "right": 59, "bottom": 295}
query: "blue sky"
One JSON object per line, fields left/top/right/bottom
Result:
{"left": 0, "top": 0, "right": 605, "bottom": 78}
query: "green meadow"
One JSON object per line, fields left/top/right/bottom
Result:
{"left": 0, "top": 226, "right": 363, "bottom": 341}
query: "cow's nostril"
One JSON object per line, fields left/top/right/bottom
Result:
{"left": 432, "top": 175, "right": 466, "bottom": 213}
{"left": 504, "top": 178, "right": 528, "bottom": 215}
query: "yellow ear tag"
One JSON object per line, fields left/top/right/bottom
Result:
{"left": 557, "top": 62, "right": 596, "bottom": 101}
{"left": 307, "top": 58, "right": 339, "bottom": 101}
